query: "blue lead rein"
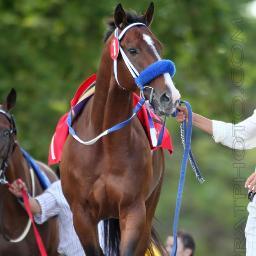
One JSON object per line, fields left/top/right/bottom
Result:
{"left": 20, "top": 148, "right": 51, "bottom": 190}
{"left": 170, "top": 100, "right": 204, "bottom": 256}
{"left": 67, "top": 98, "right": 146, "bottom": 145}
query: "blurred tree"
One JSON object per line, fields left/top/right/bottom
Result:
{"left": 0, "top": 1, "right": 255, "bottom": 255}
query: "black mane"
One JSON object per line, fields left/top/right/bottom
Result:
{"left": 104, "top": 11, "right": 146, "bottom": 42}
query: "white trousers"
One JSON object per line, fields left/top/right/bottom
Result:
{"left": 245, "top": 198, "right": 256, "bottom": 256}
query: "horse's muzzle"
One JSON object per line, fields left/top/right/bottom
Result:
{"left": 150, "top": 92, "right": 180, "bottom": 117}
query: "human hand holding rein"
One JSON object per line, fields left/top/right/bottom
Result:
{"left": 176, "top": 106, "right": 188, "bottom": 123}
{"left": 8, "top": 178, "right": 41, "bottom": 214}
{"left": 8, "top": 179, "right": 28, "bottom": 198}
{"left": 176, "top": 106, "right": 213, "bottom": 136}
{"left": 245, "top": 169, "right": 256, "bottom": 193}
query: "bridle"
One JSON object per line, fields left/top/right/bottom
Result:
{"left": 0, "top": 109, "right": 17, "bottom": 185}
{"left": 112, "top": 22, "right": 145, "bottom": 91}
{"left": 0, "top": 109, "right": 36, "bottom": 243}
{"left": 111, "top": 22, "right": 175, "bottom": 98}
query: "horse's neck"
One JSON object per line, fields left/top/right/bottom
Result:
{"left": 0, "top": 146, "right": 32, "bottom": 237}
{"left": 91, "top": 55, "right": 133, "bottom": 136}
{"left": 6, "top": 146, "right": 31, "bottom": 189}
{"left": 95, "top": 83, "right": 132, "bottom": 128}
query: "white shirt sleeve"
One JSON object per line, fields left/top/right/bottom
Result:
{"left": 34, "top": 181, "right": 60, "bottom": 224}
{"left": 98, "top": 221, "right": 105, "bottom": 252}
{"left": 212, "top": 109, "right": 256, "bottom": 150}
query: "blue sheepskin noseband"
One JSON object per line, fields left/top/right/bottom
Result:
{"left": 135, "top": 59, "right": 176, "bottom": 90}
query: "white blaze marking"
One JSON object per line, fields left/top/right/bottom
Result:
{"left": 143, "top": 33, "right": 181, "bottom": 104}
{"left": 143, "top": 34, "right": 161, "bottom": 60}
{"left": 164, "top": 73, "right": 181, "bottom": 104}
{"left": 50, "top": 134, "right": 56, "bottom": 160}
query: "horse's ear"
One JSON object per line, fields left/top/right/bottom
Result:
{"left": 143, "top": 2, "right": 154, "bottom": 26}
{"left": 4, "top": 88, "right": 17, "bottom": 111}
{"left": 114, "top": 3, "right": 127, "bottom": 29}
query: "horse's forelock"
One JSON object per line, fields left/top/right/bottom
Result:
{"left": 104, "top": 11, "right": 146, "bottom": 42}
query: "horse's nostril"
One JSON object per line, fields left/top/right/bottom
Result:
{"left": 174, "top": 99, "right": 180, "bottom": 107}
{"left": 160, "top": 93, "right": 171, "bottom": 104}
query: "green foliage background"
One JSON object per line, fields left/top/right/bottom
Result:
{"left": 0, "top": 0, "right": 256, "bottom": 255}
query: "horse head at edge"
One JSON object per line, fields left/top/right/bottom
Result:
{"left": 0, "top": 89, "right": 17, "bottom": 169}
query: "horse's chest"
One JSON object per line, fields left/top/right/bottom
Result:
{"left": 67, "top": 117, "right": 152, "bottom": 182}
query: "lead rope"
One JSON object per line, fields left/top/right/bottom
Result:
{"left": 180, "top": 121, "right": 205, "bottom": 183}
{"left": 67, "top": 98, "right": 146, "bottom": 145}
{"left": 21, "top": 185, "right": 47, "bottom": 256}
{"left": 170, "top": 101, "right": 204, "bottom": 256}
{"left": 3, "top": 178, "right": 47, "bottom": 256}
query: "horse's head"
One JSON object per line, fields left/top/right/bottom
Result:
{"left": 105, "top": 3, "right": 180, "bottom": 116}
{"left": 0, "top": 89, "right": 17, "bottom": 175}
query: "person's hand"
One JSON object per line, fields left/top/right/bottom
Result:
{"left": 176, "top": 106, "right": 188, "bottom": 123}
{"left": 245, "top": 170, "right": 256, "bottom": 193}
{"left": 8, "top": 179, "right": 28, "bottom": 198}
{"left": 165, "top": 236, "right": 174, "bottom": 253}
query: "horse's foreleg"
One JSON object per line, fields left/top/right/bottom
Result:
{"left": 72, "top": 203, "right": 103, "bottom": 256}
{"left": 119, "top": 201, "right": 149, "bottom": 256}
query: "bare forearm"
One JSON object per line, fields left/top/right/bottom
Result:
{"left": 28, "top": 197, "right": 42, "bottom": 215}
{"left": 192, "top": 113, "right": 213, "bottom": 135}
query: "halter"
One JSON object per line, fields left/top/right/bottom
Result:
{"left": 112, "top": 22, "right": 176, "bottom": 93}
{"left": 112, "top": 23, "right": 144, "bottom": 89}
{"left": 0, "top": 109, "right": 37, "bottom": 243}
{"left": 1, "top": 167, "right": 36, "bottom": 243}
{"left": 0, "top": 109, "right": 17, "bottom": 185}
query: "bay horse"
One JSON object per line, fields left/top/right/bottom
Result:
{"left": 0, "top": 89, "right": 59, "bottom": 256}
{"left": 61, "top": 3, "right": 181, "bottom": 256}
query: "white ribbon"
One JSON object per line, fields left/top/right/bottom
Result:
{"left": 10, "top": 167, "right": 35, "bottom": 243}
{"left": 113, "top": 23, "right": 146, "bottom": 89}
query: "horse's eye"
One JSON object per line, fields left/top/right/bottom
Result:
{"left": 127, "top": 48, "right": 138, "bottom": 55}
{"left": 3, "top": 130, "right": 10, "bottom": 137}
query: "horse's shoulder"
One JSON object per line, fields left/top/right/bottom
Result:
{"left": 132, "top": 117, "right": 151, "bottom": 143}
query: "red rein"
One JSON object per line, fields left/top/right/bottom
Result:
{"left": 7, "top": 182, "right": 48, "bottom": 256}
{"left": 21, "top": 189, "right": 47, "bottom": 256}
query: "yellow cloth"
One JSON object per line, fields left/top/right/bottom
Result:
{"left": 145, "top": 244, "right": 161, "bottom": 256}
